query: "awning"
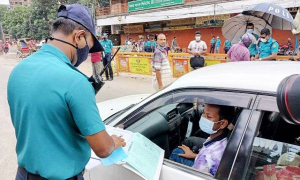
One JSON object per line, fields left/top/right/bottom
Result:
{"left": 97, "top": 0, "right": 300, "bottom": 26}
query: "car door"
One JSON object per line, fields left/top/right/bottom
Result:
{"left": 231, "top": 94, "right": 300, "bottom": 180}
{"left": 104, "top": 88, "right": 256, "bottom": 180}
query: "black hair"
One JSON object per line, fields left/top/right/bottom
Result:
{"left": 218, "top": 105, "right": 235, "bottom": 124}
{"left": 261, "top": 28, "right": 271, "bottom": 35}
{"left": 246, "top": 23, "right": 254, "bottom": 28}
{"left": 195, "top": 31, "right": 201, "bottom": 35}
{"left": 51, "top": 17, "right": 87, "bottom": 36}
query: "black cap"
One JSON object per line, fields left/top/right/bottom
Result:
{"left": 57, "top": 4, "right": 104, "bottom": 53}
{"left": 195, "top": 31, "right": 201, "bottom": 35}
{"left": 260, "top": 28, "right": 271, "bottom": 35}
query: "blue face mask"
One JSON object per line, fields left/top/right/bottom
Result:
{"left": 74, "top": 38, "right": 89, "bottom": 67}
{"left": 199, "top": 116, "right": 222, "bottom": 134}
{"left": 46, "top": 36, "right": 89, "bottom": 67}
{"left": 247, "top": 29, "right": 254, "bottom": 34}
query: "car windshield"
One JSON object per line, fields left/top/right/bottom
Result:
{"left": 104, "top": 104, "right": 136, "bottom": 124}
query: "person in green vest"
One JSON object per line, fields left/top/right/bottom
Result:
{"left": 255, "top": 28, "right": 279, "bottom": 61}
{"left": 223, "top": 39, "right": 232, "bottom": 54}
{"left": 246, "top": 23, "right": 259, "bottom": 60}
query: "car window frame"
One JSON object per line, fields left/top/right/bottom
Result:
{"left": 111, "top": 88, "right": 257, "bottom": 178}
{"left": 233, "top": 95, "right": 280, "bottom": 179}
{"left": 118, "top": 88, "right": 255, "bottom": 128}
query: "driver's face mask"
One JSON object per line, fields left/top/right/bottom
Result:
{"left": 199, "top": 116, "right": 222, "bottom": 134}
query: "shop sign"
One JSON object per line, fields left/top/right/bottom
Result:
{"left": 129, "top": 57, "right": 152, "bottom": 75}
{"left": 167, "top": 18, "right": 196, "bottom": 27}
{"left": 128, "top": 0, "right": 184, "bottom": 12}
{"left": 195, "top": 14, "right": 231, "bottom": 27}
{"left": 163, "top": 25, "right": 194, "bottom": 31}
{"left": 124, "top": 25, "right": 144, "bottom": 34}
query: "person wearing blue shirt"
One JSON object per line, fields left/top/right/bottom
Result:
{"left": 100, "top": 34, "right": 114, "bottom": 81}
{"left": 144, "top": 37, "right": 156, "bottom": 52}
{"left": 223, "top": 39, "right": 232, "bottom": 54}
{"left": 255, "top": 28, "right": 279, "bottom": 61}
{"left": 246, "top": 23, "right": 260, "bottom": 60}
{"left": 8, "top": 4, "right": 125, "bottom": 180}
{"left": 210, "top": 36, "right": 216, "bottom": 53}
{"left": 215, "top": 36, "right": 221, "bottom": 54}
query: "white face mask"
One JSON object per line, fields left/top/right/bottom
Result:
{"left": 199, "top": 116, "right": 222, "bottom": 134}
{"left": 260, "top": 38, "right": 267, "bottom": 43}
{"left": 195, "top": 36, "right": 201, "bottom": 41}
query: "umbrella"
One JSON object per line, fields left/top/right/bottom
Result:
{"left": 222, "top": 14, "right": 272, "bottom": 44}
{"left": 243, "top": 3, "right": 294, "bottom": 30}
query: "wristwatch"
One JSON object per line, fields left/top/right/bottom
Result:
{"left": 259, "top": 58, "right": 262, "bottom": 61}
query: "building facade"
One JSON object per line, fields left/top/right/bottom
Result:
{"left": 96, "top": 0, "right": 300, "bottom": 51}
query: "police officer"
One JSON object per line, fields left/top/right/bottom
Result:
{"left": 8, "top": 4, "right": 125, "bottom": 180}
{"left": 246, "top": 23, "right": 259, "bottom": 60}
{"left": 100, "top": 33, "right": 114, "bottom": 81}
{"left": 255, "top": 28, "right": 279, "bottom": 61}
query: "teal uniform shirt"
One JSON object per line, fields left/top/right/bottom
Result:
{"left": 7, "top": 44, "right": 105, "bottom": 179}
{"left": 248, "top": 33, "right": 259, "bottom": 56}
{"left": 100, "top": 39, "right": 113, "bottom": 53}
{"left": 258, "top": 37, "right": 279, "bottom": 58}
{"left": 210, "top": 38, "right": 216, "bottom": 45}
{"left": 144, "top": 40, "right": 156, "bottom": 48}
{"left": 216, "top": 39, "right": 221, "bottom": 47}
{"left": 224, "top": 40, "right": 232, "bottom": 49}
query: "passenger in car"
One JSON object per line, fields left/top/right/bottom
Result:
{"left": 169, "top": 104, "right": 234, "bottom": 176}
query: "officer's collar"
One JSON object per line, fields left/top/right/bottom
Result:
{"left": 41, "top": 44, "right": 88, "bottom": 79}
{"left": 266, "top": 37, "right": 273, "bottom": 43}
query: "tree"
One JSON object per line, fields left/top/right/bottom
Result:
{"left": 2, "top": 0, "right": 91, "bottom": 40}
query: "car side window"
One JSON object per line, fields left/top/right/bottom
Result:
{"left": 121, "top": 90, "right": 255, "bottom": 178}
{"left": 245, "top": 111, "right": 300, "bottom": 180}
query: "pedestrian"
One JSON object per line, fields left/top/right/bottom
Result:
{"left": 171, "top": 36, "right": 179, "bottom": 52}
{"left": 215, "top": 36, "right": 221, "bottom": 53}
{"left": 137, "top": 35, "right": 144, "bottom": 52}
{"left": 255, "top": 28, "right": 279, "bottom": 61}
{"left": 4, "top": 41, "right": 9, "bottom": 54}
{"left": 144, "top": 36, "right": 156, "bottom": 52}
{"left": 127, "top": 38, "right": 133, "bottom": 45}
{"left": 210, "top": 36, "right": 216, "bottom": 53}
{"left": 223, "top": 39, "right": 231, "bottom": 54}
{"left": 91, "top": 43, "right": 103, "bottom": 83}
{"left": 8, "top": 4, "right": 125, "bottom": 180}
{"left": 152, "top": 33, "right": 172, "bottom": 91}
{"left": 287, "top": 38, "right": 292, "bottom": 51}
{"left": 100, "top": 33, "right": 114, "bottom": 81}
{"left": 227, "top": 33, "right": 253, "bottom": 61}
{"left": 187, "top": 31, "right": 207, "bottom": 70}
{"left": 246, "top": 23, "right": 259, "bottom": 60}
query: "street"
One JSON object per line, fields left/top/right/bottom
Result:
{"left": 0, "top": 47, "right": 155, "bottom": 179}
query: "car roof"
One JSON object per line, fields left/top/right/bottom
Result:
{"left": 168, "top": 61, "right": 300, "bottom": 93}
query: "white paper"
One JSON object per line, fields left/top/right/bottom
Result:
{"left": 105, "top": 125, "right": 134, "bottom": 153}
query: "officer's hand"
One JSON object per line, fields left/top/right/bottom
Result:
{"left": 251, "top": 57, "right": 255, "bottom": 61}
{"left": 111, "top": 135, "right": 126, "bottom": 149}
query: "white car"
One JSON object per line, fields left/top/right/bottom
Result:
{"left": 85, "top": 61, "right": 300, "bottom": 180}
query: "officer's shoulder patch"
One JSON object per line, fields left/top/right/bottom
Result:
{"left": 272, "top": 44, "right": 277, "bottom": 48}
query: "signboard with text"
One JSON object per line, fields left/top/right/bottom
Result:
{"left": 123, "top": 24, "right": 144, "bottom": 34}
{"left": 128, "top": 57, "right": 151, "bottom": 75}
{"left": 128, "top": 0, "right": 184, "bottom": 12}
{"left": 195, "top": 14, "right": 231, "bottom": 27}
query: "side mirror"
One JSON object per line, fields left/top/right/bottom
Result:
{"left": 277, "top": 74, "right": 300, "bottom": 125}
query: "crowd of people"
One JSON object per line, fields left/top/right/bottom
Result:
{"left": 122, "top": 22, "right": 300, "bottom": 63}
